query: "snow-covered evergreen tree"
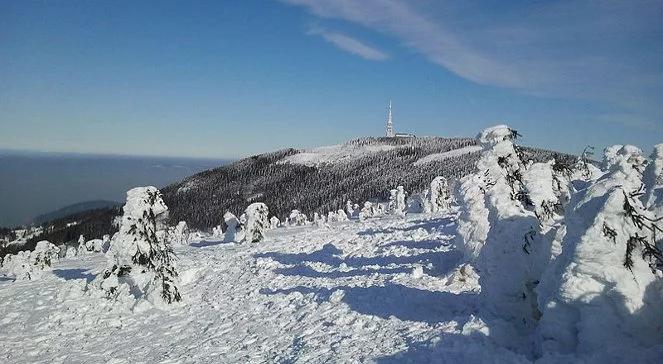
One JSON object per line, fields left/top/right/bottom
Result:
{"left": 168, "top": 221, "right": 189, "bottom": 246}
{"left": 77, "top": 234, "right": 87, "bottom": 255}
{"left": 95, "top": 186, "right": 182, "bottom": 305}
{"left": 454, "top": 125, "right": 546, "bottom": 329}
{"left": 430, "top": 176, "right": 450, "bottom": 213}
{"left": 396, "top": 186, "right": 407, "bottom": 216}
{"left": 536, "top": 145, "right": 663, "bottom": 358}
{"left": 244, "top": 203, "right": 269, "bottom": 243}
{"left": 642, "top": 144, "right": 663, "bottom": 209}
{"left": 336, "top": 209, "right": 348, "bottom": 221}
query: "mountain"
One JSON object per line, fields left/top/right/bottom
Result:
{"left": 13, "top": 135, "right": 576, "bottom": 248}
{"left": 31, "top": 200, "right": 121, "bottom": 225}
{"left": 162, "top": 136, "right": 575, "bottom": 229}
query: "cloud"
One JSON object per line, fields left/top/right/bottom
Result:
{"left": 279, "top": 0, "right": 663, "bottom": 129}
{"left": 307, "top": 28, "right": 389, "bottom": 61}
{"left": 279, "top": 1, "right": 662, "bottom": 93}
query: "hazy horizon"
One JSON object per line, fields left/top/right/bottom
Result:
{"left": 0, "top": 151, "right": 229, "bottom": 227}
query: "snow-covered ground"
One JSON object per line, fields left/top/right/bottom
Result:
{"left": 0, "top": 212, "right": 533, "bottom": 363}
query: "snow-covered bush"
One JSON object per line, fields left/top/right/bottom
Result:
{"left": 94, "top": 186, "right": 182, "bottom": 306}
{"left": 536, "top": 145, "right": 663, "bottom": 358}
{"left": 269, "top": 216, "right": 280, "bottom": 229}
{"left": 7, "top": 251, "right": 33, "bottom": 280}
{"left": 326, "top": 211, "right": 338, "bottom": 223}
{"left": 454, "top": 125, "right": 546, "bottom": 329}
{"left": 289, "top": 210, "right": 308, "bottom": 226}
{"left": 30, "top": 240, "right": 60, "bottom": 271}
{"left": 223, "top": 212, "right": 242, "bottom": 243}
{"left": 430, "top": 176, "right": 450, "bottom": 212}
{"left": 65, "top": 245, "right": 77, "bottom": 258}
{"left": 244, "top": 203, "right": 269, "bottom": 243}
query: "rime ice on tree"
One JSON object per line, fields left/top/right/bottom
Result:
{"left": 244, "top": 203, "right": 269, "bottom": 243}
{"left": 95, "top": 186, "right": 182, "bottom": 306}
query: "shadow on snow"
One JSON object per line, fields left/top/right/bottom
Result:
{"left": 52, "top": 268, "right": 95, "bottom": 282}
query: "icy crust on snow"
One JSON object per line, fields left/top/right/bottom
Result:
{"left": 278, "top": 143, "right": 399, "bottom": 167}
{"left": 536, "top": 145, "right": 663, "bottom": 359}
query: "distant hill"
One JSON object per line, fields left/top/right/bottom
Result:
{"left": 19, "top": 135, "right": 577, "bottom": 245}
{"left": 162, "top": 136, "right": 576, "bottom": 229}
{"left": 32, "top": 200, "right": 121, "bottom": 225}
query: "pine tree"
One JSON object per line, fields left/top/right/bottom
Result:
{"left": 244, "top": 203, "right": 269, "bottom": 243}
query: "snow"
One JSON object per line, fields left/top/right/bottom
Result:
{"left": 278, "top": 144, "right": 399, "bottom": 167}
{"left": 414, "top": 145, "right": 482, "bottom": 166}
{"left": 1, "top": 127, "right": 662, "bottom": 363}
{"left": 0, "top": 212, "right": 538, "bottom": 363}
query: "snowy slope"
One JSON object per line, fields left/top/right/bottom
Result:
{"left": 278, "top": 143, "right": 399, "bottom": 167}
{"left": 0, "top": 213, "right": 531, "bottom": 363}
{"left": 413, "top": 145, "right": 482, "bottom": 166}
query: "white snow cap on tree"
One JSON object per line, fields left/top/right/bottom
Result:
{"left": 430, "top": 176, "right": 450, "bottom": 213}
{"left": 31, "top": 241, "right": 60, "bottom": 270}
{"left": 244, "top": 203, "right": 269, "bottom": 243}
{"left": 536, "top": 144, "right": 663, "bottom": 359}
{"left": 95, "top": 186, "right": 181, "bottom": 306}
{"left": 223, "top": 212, "right": 242, "bottom": 243}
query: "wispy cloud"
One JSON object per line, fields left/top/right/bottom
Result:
{"left": 279, "top": 0, "right": 663, "bottom": 127}
{"left": 307, "top": 27, "right": 389, "bottom": 61}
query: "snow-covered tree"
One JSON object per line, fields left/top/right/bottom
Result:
{"left": 326, "top": 211, "right": 337, "bottom": 223}
{"left": 346, "top": 200, "right": 355, "bottom": 218}
{"left": 336, "top": 209, "right": 349, "bottom": 221}
{"left": 537, "top": 145, "right": 663, "bottom": 358}
{"left": 455, "top": 125, "right": 545, "bottom": 329}
{"left": 359, "top": 201, "right": 373, "bottom": 221}
{"left": 30, "top": 240, "right": 59, "bottom": 271}
{"left": 289, "top": 210, "right": 308, "bottom": 226}
{"left": 65, "top": 245, "right": 77, "bottom": 258}
{"left": 430, "top": 176, "right": 450, "bottom": 212}
{"left": 77, "top": 235, "right": 88, "bottom": 255}
{"left": 642, "top": 144, "right": 663, "bottom": 209}
{"left": 244, "top": 203, "right": 269, "bottom": 243}
{"left": 223, "top": 212, "right": 242, "bottom": 243}
{"left": 395, "top": 186, "right": 407, "bottom": 216}
{"left": 269, "top": 216, "right": 280, "bottom": 229}
{"left": 168, "top": 221, "right": 189, "bottom": 246}
{"left": 7, "top": 251, "right": 33, "bottom": 280}
{"left": 95, "top": 186, "right": 181, "bottom": 305}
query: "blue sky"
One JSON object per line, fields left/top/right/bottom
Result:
{"left": 1, "top": 0, "right": 662, "bottom": 158}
